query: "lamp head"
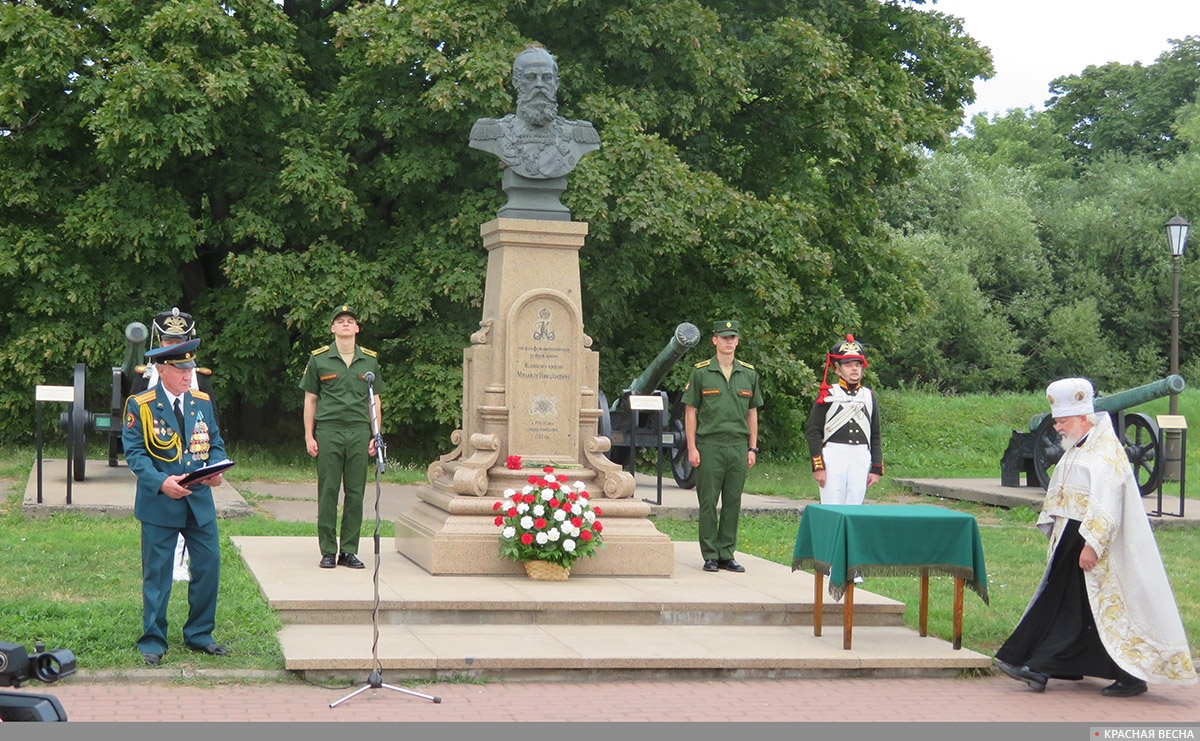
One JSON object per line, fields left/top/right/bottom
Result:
{"left": 1166, "top": 214, "right": 1190, "bottom": 257}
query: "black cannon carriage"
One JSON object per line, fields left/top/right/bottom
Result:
{"left": 598, "top": 322, "right": 702, "bottom": 489}
{"left": 1000, "top": 375, "right": 1185, "bottom": 496}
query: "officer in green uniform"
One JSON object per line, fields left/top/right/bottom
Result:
{"left": 300, "top": 305, "right": 385, "bottom": 570}
{"left": 682, "top": 320, "right": 763, "bottom": 573}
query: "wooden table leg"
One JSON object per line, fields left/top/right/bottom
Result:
{"left": 952, "top": 577, "right": 964, "bottom": 650}
{"left": 843, "top": 581, "right": 854, "bottom": 650}
{"left": 813, "top": 572, "right": 823, "bottom": 637}
{"left": 919, "top": 568, "right": 929, "bottom": 637}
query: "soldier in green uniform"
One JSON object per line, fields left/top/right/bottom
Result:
{"left": 300, "top": 305, "right": 385, "bottom": 570}
{"left": 682, "top": 320, "right": 763, "bottom": 573}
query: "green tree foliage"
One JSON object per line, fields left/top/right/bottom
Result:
{"left": 882, "top": 37, "right": 1200, "bottom": 397}
{"left": 0, "top": 0, "right": 990, "bottom": 452}
{"left": 1046, "top": 36, "right": 1200, "bottom": 163}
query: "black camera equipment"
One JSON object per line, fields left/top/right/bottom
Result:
{"left": 0, "top": 641, "right": 76, "bottom": 722}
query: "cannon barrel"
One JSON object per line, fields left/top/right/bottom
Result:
{"left": 120, "top": 322, "right": 148, "bottom": 380}
{"left": 616, "top": 322, "right": 702, "bottom": 406}
{"left": 1029, "top": 374, "right": 1186, "bottom": 430}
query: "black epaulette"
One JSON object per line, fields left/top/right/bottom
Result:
{"left": 191, "top": 390, "right": 211, "bottom": 402}
{"left": 737, "top": 359, "right": 756, "bottom": 369}
{"left": 196, "top": 367, "right": 213, "bottom": 376}
{"left": 361, "top": 347, "right": 378, "bottom": 358}
{"left": 133, "top": 390, "right": 156, "bottom": 405}
{"left": 311, "top": 345, "right": 330, "bottom": 355}
{"left": 693, "top": 359, "right": 711, "bottom": 368}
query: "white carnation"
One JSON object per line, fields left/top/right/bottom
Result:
{"left": 520, "top": 515, "right": 534, "bottom": 530}
{"left": 563, "top": 539, "right": 576, "bottom": 552}
{"left": 502, "top": 526, "right": 516, "bottom": 539}
{"left": 548, "top": 528, "right": 561, "bottom": 541}
{"left": 517, "top": 502, "right": 529, "bottom": 514}
{"left": 536, "top": 532, "right": 549, "bottom": 545}
{"left": 533, "top": 504, "right": 546, "bottom": 517}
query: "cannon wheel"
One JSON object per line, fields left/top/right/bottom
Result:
{"left": 70, "top": 363, "right": 88, "bottom": 481}
{"left": 1117, "top": 412, "right": 1163, "bottom": 497}
{"left": 669, "top": 404, "right": 695, "bottom": 489}
{"left": 1031, "top": 414, "right": 1063, "bottom": 490}
{"left": 1032, "top": 411, "right": 1163, "bottom": 497}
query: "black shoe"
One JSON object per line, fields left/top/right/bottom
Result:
{"left": 338, "top": 553, "right": 365, "bottom": 569}
{"left": 142, "top": 652, "right": 161, "bottom": 666}
{"left": 995, "top": 660, "right": 1048, "bottom": 692}
{"left": 189, "top": 642, "right": 228, "bottom": 656}
{"left": 1101, "top": 678, "right": 1148, "bottom": 697}
{"left": 319, "top": 554, "right": 337, "bottom": 569}
{"left": 718, "top": 559, "right": 745, "bottom": 573}
{"left": 702, "top": 559, "right": 719, "bottom": 572}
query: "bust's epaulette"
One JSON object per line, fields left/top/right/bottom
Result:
{"left": 361, "top": 347, "right": 378, "bottom": 358}
{"left": 470, "top": 119, "right": 502, "bottom": 140}
{"left": 196, "top": 367, "right": 213, "bottom": 377}
{"left": 737, "top": 359, "right": 756, "bottom": 369}
{"left": 568, "top": 120, "right": 600, "bottom": 144}
{"left": 134, "top": 390, "right": 157, "bottom": 405}
{"left": 693, "top": 359, "right": 711, "bottom": 368}
{"left": 191, "top": 390, "right": 211, "bottom": 402}
{"left": 311, "top": 345, "right": 330, "bottom": 355}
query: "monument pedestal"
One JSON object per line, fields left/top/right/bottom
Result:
{"left": 395, "top": 218, "right": 675, "bottom": 577}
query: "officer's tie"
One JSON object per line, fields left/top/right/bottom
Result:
{"left": 173, "top": 399, "right": 186, "bottom": 433}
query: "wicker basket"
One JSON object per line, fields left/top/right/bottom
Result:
{"left": 524, "top": 560, "right": 570, "bottom": 581}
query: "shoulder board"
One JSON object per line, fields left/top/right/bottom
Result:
{"left": 191, "top": 390, "right": 211, "bottom": 402}
{"left": 134, "top": 364, "right": 148, "bottom": 374}
{"left": 361, "top": 347, "right": 378, "bottom": 358}
{"left": 693, "top": 359, "right": 711, "bottom": 368}
{"left": 196, "top": 367, "right": 213, "bottom": 376}
{"left": 134, "top": 390, "right": 157, "bottom": 405}
{"left": 311, "top": 346, "right": 330, "bottom": 355}
{"left": 737, "top": 360, "right": 755, "bottom": 369}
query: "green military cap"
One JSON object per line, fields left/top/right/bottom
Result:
{"left": 713, "top": 320, "right": 739, "bottom": 337}
{"left": 330, "top": 304, "right": 358, "bottom": 324}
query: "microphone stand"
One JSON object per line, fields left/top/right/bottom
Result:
{"left": 330, "top": 374, "right": 441, "bottom": 708}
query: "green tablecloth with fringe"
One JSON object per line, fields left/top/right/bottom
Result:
{"left": 792, "top": 504, "right": 990, "bottom": 604}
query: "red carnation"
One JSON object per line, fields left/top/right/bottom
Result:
{"left": 568, "top": 492, "right": 578, "bottom": 502}
{"left": 571, "top": 516, "right": 583, "bottom": 527}
{"left": 593, "top": 521, "right": 603, "bottom": 533}
{"left": 580, "top": 530, "right": 593, "bottom": 541}
{"left": 549, "top": 498, "right": 560, "bottom": 509}
{"left": 506, "top": 455, "right": 522, "bottom": 470}
{"left": 494, "top": 516, "right": 504, "bottom": 527}
{"left": 520, "top": 533, "right": 534, "bottom": 545}
{"left": 527, "top": 475, "right": 538, "bottom": 485}
{"left": 543, "top": 466, "right": 554, "bottom": 473}
{"left": 548, "top": 481, "right": 561, "bottom": 490}
{"left": 524, "top": 494, "right": 536, "bottom": 504}
{"left": 507, "top": 507, "right": 518, "bottom": 518}
{"left": 493, "top": 500, "right": 502, "bottom": 511}
{"left": 534, "top": 517, "right": 547, "bottom": 529}
{"left": 594, "top": 507, "right": 602, "bottom": 516}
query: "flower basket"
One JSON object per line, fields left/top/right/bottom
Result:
{"left": 495, "top": 459, "right": 604, "bottom": 574}
{"left": 524, "top": 560, "right": 571, "bottom": 581}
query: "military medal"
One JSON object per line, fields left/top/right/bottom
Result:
{"left": 189, "top": 411, "right": 211, "bottom": 461}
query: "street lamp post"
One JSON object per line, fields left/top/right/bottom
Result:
{"left": 1166, "top": 214, "right": 1190, "bottom": 416}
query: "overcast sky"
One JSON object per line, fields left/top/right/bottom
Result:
{"left": 927, "top": 0, "right": 1200, "bottom": 124}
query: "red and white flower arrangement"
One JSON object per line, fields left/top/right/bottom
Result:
{"left": 494, "top": 457, "right": 603, "bottom": 568}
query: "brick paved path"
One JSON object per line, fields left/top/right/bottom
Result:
{"left": 15, "top": 675, "right": 1198, "bottom": 723}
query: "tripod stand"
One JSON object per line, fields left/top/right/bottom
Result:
{"left": 331, "top": 373, "right": 441, "bottom": 708}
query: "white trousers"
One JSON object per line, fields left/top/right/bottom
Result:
{"left": 172, "top": 534, "right": 191, "bottom": 582}
{"left": 819, "top": 442, "right": 871, "bottom": 505}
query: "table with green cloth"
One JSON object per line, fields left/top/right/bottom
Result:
{"left": 791, "top": 504, "right": 989, "bottom": 650}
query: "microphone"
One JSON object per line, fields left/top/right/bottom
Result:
{"left": 364, "top": 371, "right": 375, "bottom": 384}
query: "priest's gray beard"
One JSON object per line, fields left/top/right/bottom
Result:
{"left": 1059, "top": 433, "right": 1083, "bottom": 452}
